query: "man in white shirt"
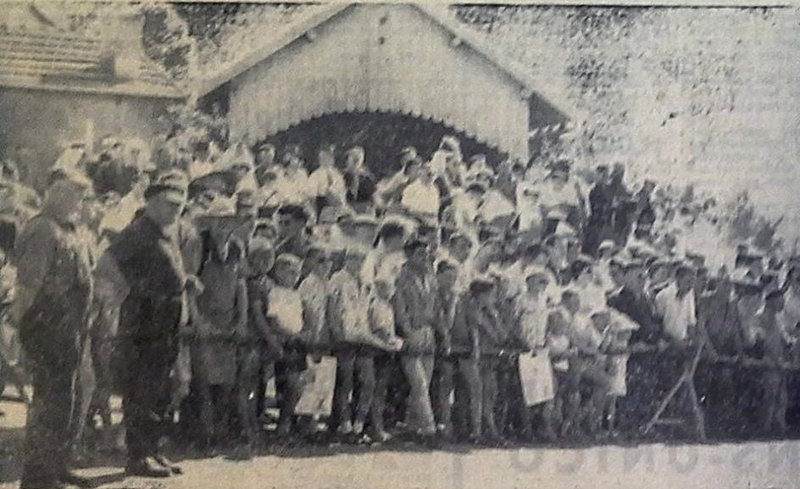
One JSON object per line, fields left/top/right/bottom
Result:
{"left": 308, "top": 143, "right": 346, "bottom": 206}
{"left": 655, "top": 265, "right": 697, "bottom": 344}
{"left": 275, "top": 145, "right": 311, "bottom": 206}
{"left": 401, "top": 166, "right": 440, "bottom": 222}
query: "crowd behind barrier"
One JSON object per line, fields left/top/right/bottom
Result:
{"left": 2, "top": 110, "right": 800, "bottom": 480}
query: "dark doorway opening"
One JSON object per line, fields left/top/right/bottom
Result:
{"left": 256, "top": 111, "right": 506, "bottom": 179}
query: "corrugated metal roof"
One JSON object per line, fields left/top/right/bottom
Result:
{"left": 0, "top": 28, "right": 183, "bottom": 98}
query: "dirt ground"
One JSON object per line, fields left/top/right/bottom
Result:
{"left": 2, "top": 397, "right": 800, "bottom": 489}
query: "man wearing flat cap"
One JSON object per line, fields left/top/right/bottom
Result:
{"left": 109, "top": 170, "right": 196, "bottom": 477}
{"left": 13, "top": 172, "right": 95, "bottom": 489}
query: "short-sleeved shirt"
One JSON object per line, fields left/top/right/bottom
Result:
{"left": 368, "top": 296, "right": 395, "bottom": 340}
{"left": 275, "top": 168, "right": 311, "bottom": 205}
{"left": 362, "top": 248, "right": 406, "bottom": 295}
{"left": 329, "top": 269, "right": 367, "bottom": 343}
{"left": 565, "top": 310, "right": 601, "bottom": 353}
{"left": 298, "top": 273, "right": 331, "bottom": 347}
{"left": 519, "top": 293, "right": 549, "bottom": 350}
{"left": 401, "top": 179, "right": 440, "bottom": 217}
{"left": 655, "top": 284, "right": 696, "bottom": 342}
{"left": 308, "top": 165, "right": 346, "bottom": 204}
{"left": 267, "top": 286, "right": 303, "bottom": 337}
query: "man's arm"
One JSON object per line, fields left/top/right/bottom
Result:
{"left": 10, "top": 220, "right": 56, "bottom": 323}
{"left": 234, "top": 279, "right": 249, "bottom": 340}
{"left": 251, "top": 293, "right": 283, "bottom": 356}
{"left": 326, "top": 279, "right": 344, "bottom": 341}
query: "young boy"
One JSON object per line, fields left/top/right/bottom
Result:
{"left": 361, "top": 220, "right": 407, "bottom": 296}
{"left": 328, "top": 246, "right": 367, "bottom": 436}
{"left": 298, "top": 245, "right": 334, "bottom": 353}
{"left": 194, "top": 237, "right": 248, "bottom": 452}
{"left": 517, "top": 268, "right": 552, "bottom": 439}
{"left": 468, "top": 277, "right": 510, "bottom": 444}
{"left": 367, "top": 279, "right": 404, "bottom": 442}
{"left": 237, "top": 238, "right": 282, "bottom": 457}
{"left": 442, "top": 265, "right": 483, "bottom": 442}
{"left": 560, "top": 290, "right": 611, "bottom": 438}
{"left": 431, "top": 260, "right": 458, "bottom": 439}
{"left": 268, "top": 254, "right": 307, "bottom": 438}
{"left": 308, "top": 143, "right": 346, "bottom": 208}
{"left": 543, "top": 309, "right": 573, "bottom": 441}
{"left": 296, "top": 244, "right": 334, "bottom": 438}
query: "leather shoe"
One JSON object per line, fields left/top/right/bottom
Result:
{"left": 154, "top": 454, "right": 184, "bottom": 475}
{"left": 125, "top": 457, "right": 171, "bottom": 478}
{"left": 58, "top": 469, "right": 94, "bottom": 488}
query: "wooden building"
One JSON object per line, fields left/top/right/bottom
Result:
{"left": 198, "top": 4, "right": 572, "bottom": 172}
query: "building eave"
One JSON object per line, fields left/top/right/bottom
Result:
{"left": 195, "top": 3, "right": 582, "bottom": 125}
{"left": 412, "top": 4, "right": 582, "bottom": 124}
{"left": 195, "top": 4, "right": 352, "bottom": 97}
{"left": 0, "top": 76, "right": 187, "bottom": 99}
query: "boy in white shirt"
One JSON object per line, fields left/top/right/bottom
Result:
{"left": 401, "top": 166, "right": 440, "bottom": 223}
{"left": 328, "top": 247, "right": 369, "bottom": 436}
{"left": 655, "top": 265, "right": 697, "bottom": 345}
{"left": 275, "top": 145, "right": 311, "bottom": 206}
{"left": 269, "top": 254, "right": 307, "bottom": 438}
{"left": 560, "top": 290, "right": 612, "bottom": 437}
{"left": 361, "top": 220, "right": 408, "bottom": 296}
{"left": 367, "top": 279, "right": 404, "bottom": 442}
{"left": 308, "top": 143, "right": 346, "bottom": 207}
{"left": 297, "top": 245, "right": 334, "bottom": 354}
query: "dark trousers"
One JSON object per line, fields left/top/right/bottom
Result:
{"left": 21, "top": 359, "right": 78, "bottom": 488}
{"left": 618, "top": 352, "right": 659, "bottom": 433}
{"left": 121, "top": 340, "right": 177, "bottom": 461}
{"left": 332, "top": 347, "right": 378, "bottom": 429}
{"left": 433, "top": 355, "right": 482, "bottom": 438}
{"left": 496, "top": 356, "right": 531, "bottom": 438}
{"left": 480, "top": 355, "right": 501, "bottom": 436}
{"left": 695, "top": 362, "right": 741, "bottom": 439}
{"left": 274, "top": 344, "right": 307, "bottom": 431}
{"left": 370, "top": 354, "right": 394, "bottom": 433}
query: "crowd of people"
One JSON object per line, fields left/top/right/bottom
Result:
{"left": 1, "top": 109, "right": 800, "bottom": 488}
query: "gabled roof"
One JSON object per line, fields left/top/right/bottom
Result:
{"left": 414, "top": 4, "right": 577, "bottom": 121}
{"left": 0, "top": 27, "right": 183, "bottom": 98}
{"left": 195, "top": 3, "right": 577, "bottom": 122}
{"left": 195, "top": 4, "right": 350, "bottom": 97}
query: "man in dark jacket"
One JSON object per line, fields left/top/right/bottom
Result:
{"left": 110, "top": 170, "right": 196, "bottom": 477}
{"left": 584, "top": 165, "right": 613, "bottom": 256}
{"left": 431, "top": 260, "right": 482, "bottom": 442}
{"left": 13, "top": 174, "right": 94, "bottom": 489}
{"left": 607, "top": 259, "right": 661, "bottom": 432}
